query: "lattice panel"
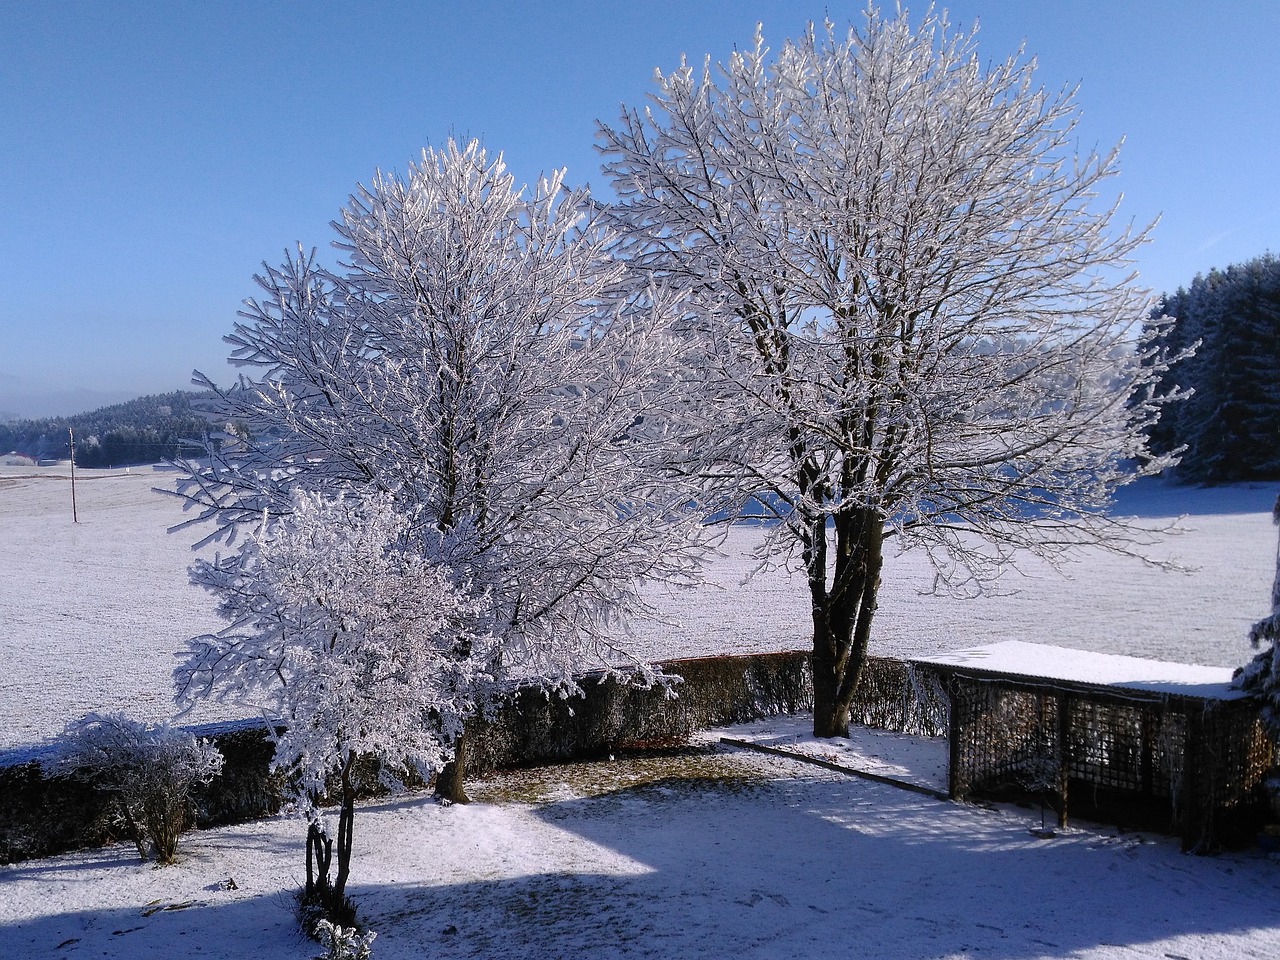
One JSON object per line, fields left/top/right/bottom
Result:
{"left": 951, "top": 683, "right": 1061, "bottom": 796}
{"left": 851, "top": 659, "right": 950, "bottom": 738}
{"left": 944, "top": 673, "right": 1272, "bottom": 851}
{"left": 1063, "top": 699, "right": 1184, "bottom": 799}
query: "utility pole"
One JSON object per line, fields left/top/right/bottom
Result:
{"left": 68, "top": 427, "right": 79, "bottom": 524}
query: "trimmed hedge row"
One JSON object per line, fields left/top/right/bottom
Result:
{"left": 468, "top": 650, "right": 814, "bottom": 771}
{"left": 4, "top": 649, "right": 932, "bottom": 866}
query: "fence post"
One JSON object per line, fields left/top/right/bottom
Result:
{"left": 1056, "top": 694, "right": 1071, "bottom": 828}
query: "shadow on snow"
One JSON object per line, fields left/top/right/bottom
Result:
{"left": 5, "top": 765, "right": 1279, "bottom": 959}
{"left": 354, "top": 769, "right": 1279, "bottom": 960}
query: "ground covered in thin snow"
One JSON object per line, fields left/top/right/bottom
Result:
{"left": 3, "top": 717, "right": 1278, "bottom": 960}
{"left": 2, "top": 465, "right": 1277, "bottom": 752}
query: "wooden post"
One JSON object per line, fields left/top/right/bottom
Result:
{"left": 947, "top": 675, "right": 963, "bottom": 800}
{"left": 1180, "top": 705, "right": 1204, "bottom": 852}
{"left": 68, "top": 427, "right": 79, "bottom": 524}
{"left": 1056, "top": 694, "right": 1071, "bottom": 829}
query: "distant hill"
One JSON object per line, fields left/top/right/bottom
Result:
{"left": 0, "top": 389, "right": 221, "bottom": 468}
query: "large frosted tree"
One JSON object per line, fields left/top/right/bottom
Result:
{"left": 598, "top": 8, "right": 1182, "bottom": 737}
{"left": 173, "top": 141, "right": 710, "bottom": 837}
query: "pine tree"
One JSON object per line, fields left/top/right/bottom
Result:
{"left": 1236, "top": 496, "right": 1280, "bottom": 739}
{"left": 1144, "top": 253, "right": 1280, "bottom": 482}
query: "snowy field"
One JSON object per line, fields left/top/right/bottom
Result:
{"left": 1, "top": 463, "right": 1278, "bottom": 752}
{"left": 3, "top": 720, "right": 1279, "bottom": 960}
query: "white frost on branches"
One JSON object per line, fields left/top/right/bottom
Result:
{"left": 171, "top": 139, "right": 715, "bottom": 780}
{"left": 178, "top": 489, "right": 488, "bottom": 794}
{"left": 600, "top": 10, "right": 1180, "bottom": 574}
{"left": 597, "top": 8, "right": 1187, "bottom": 735}
{"left": 315, "top": 920, "right": 377, "bottom": 960}
{"left": 44, "top": 713, "right": 224, "bottom": 862}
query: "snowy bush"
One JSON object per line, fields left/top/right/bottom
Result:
{"left": 42, "top": 713, "right": 223, "bottom": 863}
{"left": 314, "top": 920, "right": 376, "bottom": 960}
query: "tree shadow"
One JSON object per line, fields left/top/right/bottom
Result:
{"left": 1109, "top": 477, "right": 1280, "bottom": 518}
{"left": 0, "top": 889, "right": 309, "bottom": 960}
{"left": 348, "top": 767, "right": 1280, "bottom": 959}
{"left": 5, "top": 766, "right": 1279, "bottom": 959}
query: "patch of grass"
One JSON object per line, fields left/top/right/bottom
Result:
{"left": 468, "top": 746, "right": 771, "bottom": 805}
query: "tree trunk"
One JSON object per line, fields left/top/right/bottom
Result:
{"left": 305, "top": 818, "right": 333, "bottom": 900}
{"left": 811, "top": 508, "right": 884, "bottom": 739}
{"left": 434, "top": 729, "right": 471, "bottom": 804}
{"left": 332, "top": 764, "right": 355, "bottom": 904}
{"left": 812, "top": 615, "right": 852, "bottom": 738}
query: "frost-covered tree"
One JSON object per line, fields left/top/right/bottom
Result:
{"left": 171, "top": 140, "right": 711, "bottom": 801}
{"left": 598, "top": 8, "right": 1182, "bottom": 737}
{"left": 1237, "top": 496, "right": 1280, "bottom": 739}
{"left": 180, "top": 488, "right": 486, "bottom": 924}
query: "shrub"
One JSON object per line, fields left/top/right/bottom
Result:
{"left": 42, "top": 713, "right": 223, "bottom": 863}
{"left": 313, "top": 920, "right": 376, "bottom": 959}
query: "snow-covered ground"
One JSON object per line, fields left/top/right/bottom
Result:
{"left": 3, "top": 717, "right": 1279, "bottom": 960}
{"left": 2, "top": 464, "right": 1277, "bottom": 751}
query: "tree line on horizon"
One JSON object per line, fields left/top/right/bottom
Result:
{"left": 0, "top": 389, "right": 218, "bottom": 468}
{"left": 1143, "top": 252, "right": 1280, "bottom": 484}
{"left": 5, "top": 255, "right": 1277, "bottom": 482}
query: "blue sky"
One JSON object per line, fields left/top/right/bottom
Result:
{"left": 2, "top": 1, "right": 1276, "bottom": 418}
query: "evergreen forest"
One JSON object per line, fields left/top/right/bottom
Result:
{"left": 0, "top": 390, "right": 218, "bottom": 468}
{"left": 1142, "top": 253, "right": 1280, "bottom": 483}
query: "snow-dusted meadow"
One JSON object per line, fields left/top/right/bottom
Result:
{"left": 2, "top": 464, "right": 1276, "bottom": 752}
{"left": 3, "top": 465, "right": 1280, "bottom": 959}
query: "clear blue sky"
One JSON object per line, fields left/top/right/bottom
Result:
{"left": 2, "top": 1, "right": 1276, "bottom": 418}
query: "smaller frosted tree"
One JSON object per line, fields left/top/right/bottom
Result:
{"left": 1237, "top": 496, "right": 1280, "bottom": 740}
{"left": 177, "top": 487, "right": 489, "bottom": 927}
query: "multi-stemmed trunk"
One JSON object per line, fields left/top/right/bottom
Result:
{"left": 332, "top": 766, "right": 354, "bottom": 904}
{"left": 304, "top": 755, "right": 357, "bottom": 928}
{"left": 809, "top": 507, "right": 885, "bottom": 739}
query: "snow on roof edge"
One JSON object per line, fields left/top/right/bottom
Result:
{"left": 912, "top": 640, "right": 1245, "bottom": 700}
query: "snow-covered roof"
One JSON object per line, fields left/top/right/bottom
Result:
{"left": 913, "top": 640, "right": 1244, "bottom": 700}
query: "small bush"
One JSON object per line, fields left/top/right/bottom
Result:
{"left": 313, "top": 920, "right": 376, "bottom": 960}
{"left": 42, "top": 713, "right": 223, "bottom": 863}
